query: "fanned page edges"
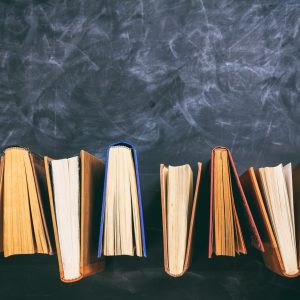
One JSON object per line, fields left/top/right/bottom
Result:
{"left": 0, "top": 146, "right": 54, "bottom": 256}
{"left": 30, "top": 152, "right": 54, "bottom": 255}
{"left": 44, "top": 151, "right": 105, "bottom": 283}
{"left": 208, "top": 146, "right": 264, "bottom": 258}
{"left": 160, "top": 162, "right": 202, "bottom": 277}
{"left": 227, "top": 150, "right": 264, "bottom": 252}
{"left": 98, "top": 141, "right": 147, "bottom": 258}
{"left": 240, "top": 167, "right": 300, "bottom": 278}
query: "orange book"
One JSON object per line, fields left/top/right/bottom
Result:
{"left": 240, "top": 165, "right": 300, "bottom": 277}
{"left": 44, "top": 150, "right": 105, "bottom": 282}
{"left": 209, "top": 147, "right": 264, "bottom": 258}
{"left": 160, "top": 163, "right": 202, "bottom": 277}
{"left": 0, "top": 146, "right": 54, "bottom": 256}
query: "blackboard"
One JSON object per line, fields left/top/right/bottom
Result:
{"left": 0, "top": 0, "right": 300, "bottom": 299}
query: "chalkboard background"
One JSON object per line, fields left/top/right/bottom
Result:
{"left": 1, "top": 0, "right": 300, "bottom": 299}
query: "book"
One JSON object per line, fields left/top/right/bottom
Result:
{"left": 44, "top": 150, "right": 105, "bottom": 282}
{"left": 0, "top": 146, "right": 54, "bottom": 257}
{"left": 0, "top": 146, "right": 53, "bottom": 256}
{"left": 98, "top": 142, "right": 146, "bottom": 257}
{"left": 160, "top": 163, "right": 202, "bottom": 277}
{"left": 209, "top": 147, "right": 264, "bottom": 258}
{"left": 240, "top": 164, "right": 300, "bottom": 277}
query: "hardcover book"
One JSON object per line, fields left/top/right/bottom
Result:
{"left": 98, "top": 142, "right": 146, "bottom": 258}
{"left": 240, "top": 164, "right": 300, "bottom": 277}
{"left": 160, "top": 163, "right": 202, "bottom": 277}
{"left": 44, "top": 150, "right": 105, "bottom": 282}
{"left": 209, "top": 146, "right": 264, "bottom": 258}
{"left": 0, "top": 146, "right": 53, "bottom": 257}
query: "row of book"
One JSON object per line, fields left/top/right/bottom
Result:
{"left": 0, "top": 143, "right": 299, "bottom": 282}
{"left": 0, "top": 142, "right": 145, "bottom": 283}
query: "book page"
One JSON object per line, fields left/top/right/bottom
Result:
{"left": 51, "top": 157, "right": 81, "bottom": 280}
{"left": 283, "top": 163, "right": 295, "bottom": 235}
{"left": 167, "top": 164, "right": 193, "bottom": 275}
{"left": 103, "top": 146, "right": 142, "bottom": 256}
{"left": 24, "top": 153, "right": 49, "bottom": 253}
{"left": 128, "top": 152, "right": 142, "bottom": 256}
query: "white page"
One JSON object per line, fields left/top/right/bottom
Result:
{"left": 104, "top": 146, "right": 135, "bottom": 256}
{"left": 51, "top": 157, "right": 80, "bottom": 280}
{"left": 167, "top": 164, "right": 193, "bottom": 275}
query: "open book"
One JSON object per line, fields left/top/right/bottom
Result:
{"left": 160, "top": 163, "right": 202, "bottom": 277}
{"left": 98, "top": 142, "right": 146, "bottom": 257}
{"left": 44, "top": 150, "right": 105, "bottom": 282}
{"left": 0, "top": 146, "right": 53, "bottom": 256}
{"left": 240, "top": 164, "right": 300, "bottom": 277}
{"left": 209, "top": 147, "right": 264, "bottom": 258}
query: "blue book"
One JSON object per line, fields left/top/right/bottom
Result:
{"left": 98, "top": 142, "right": 147, "bottom": 257}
